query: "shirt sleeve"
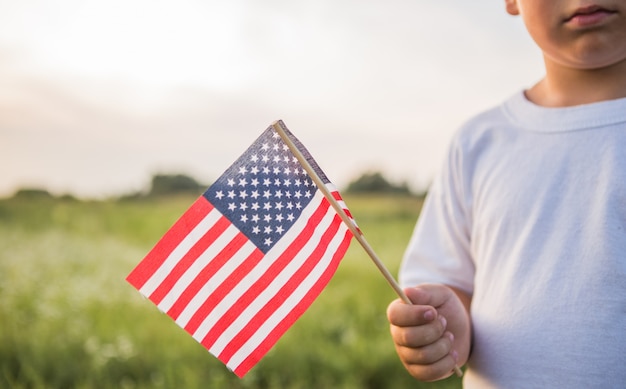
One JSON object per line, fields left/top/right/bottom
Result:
{"left": 398, "top": 134, "right": 475, "bottom": 295}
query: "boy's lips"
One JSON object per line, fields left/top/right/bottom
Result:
{"left": 564, "top": 5, "right": 617, "bottom": 27}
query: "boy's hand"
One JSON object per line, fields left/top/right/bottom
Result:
{"left": 386, "top": 284, "right": 471, "bottom": 382}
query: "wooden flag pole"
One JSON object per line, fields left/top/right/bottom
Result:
{"left": 272, "top": 121, "right": 463, "bottom": 378}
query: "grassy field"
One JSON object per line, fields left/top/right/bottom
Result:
{"left": 0, "top": 193, "right": 461, "bottom": 388}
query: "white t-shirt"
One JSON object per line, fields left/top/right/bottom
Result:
{"left": 399, "top": 91, "right": 626, "bottom": 388}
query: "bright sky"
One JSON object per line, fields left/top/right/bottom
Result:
{"left": 0, "top": 0, "right": 544, "bottom": 198}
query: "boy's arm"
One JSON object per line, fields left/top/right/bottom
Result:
{"left": 387, "top": 284, "right": 472, "bottom": 382}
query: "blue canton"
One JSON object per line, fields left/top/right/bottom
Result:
{"left": 204, "top": 128, "right": 316, "bottom": 253}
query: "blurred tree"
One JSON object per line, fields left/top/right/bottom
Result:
{"left": 12, "top": 188, "right": 54, "bottom": 199}
{"left": 345, "top": 171, "right": 413, "bottom": 195}
{"left": 149, "top": 174, "right": 205, "bottom": 196}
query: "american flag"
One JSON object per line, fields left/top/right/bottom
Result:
{"left": 126, "top": 121, "right": 355, "bottom": 377}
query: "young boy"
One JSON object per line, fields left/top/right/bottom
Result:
{"left": 386, "top": 1, "right": 626, "bottom": 387}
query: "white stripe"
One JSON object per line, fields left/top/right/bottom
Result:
{"left": 157, "top": 223, "right": 240, "bottom": 313}
{"left": 208, "top": 205, "right": 337, "bottom": 356}
{"left": 190, "top": 191, "right": 327, "bottom": 342}
{"left": 226, "top": 222, "right": 350, "bottom": 371}
{"left": 139, "top": 209, "right": 222, "bottom": 297}
{"left": 174, "top": 240, "right": 257, "bottom": 327}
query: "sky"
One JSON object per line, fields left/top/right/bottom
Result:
{"left": 0, "top": 0, "right": 544, "bottom": 198}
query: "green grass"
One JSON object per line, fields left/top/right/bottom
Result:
{"left": 0, "top": 194, "right": 461, "bottom": 388}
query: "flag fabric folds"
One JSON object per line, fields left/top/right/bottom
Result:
{"left": 126, "top": 121, "right": 354, "bottom": 377}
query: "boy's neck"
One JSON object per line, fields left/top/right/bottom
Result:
{"left": 526, "top": 58, "right": 626, "bottom": 107}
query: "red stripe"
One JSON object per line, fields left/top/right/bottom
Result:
{"left": 233, "top": 228, "right": 353, "bottom": 377}
{"left": 126, "top": 197, "right": 213, "bottom": 289}
{"left": 149, "top": 216, "right": 231, "bottom": 305}
{"left": 190, "top": 199, "right": 331, "bottom": 342}
{"left": 216, "top": 213, "right": 343, "bottom": 362}
{"left": 168, "top": 233, "right": 262, "bottom": 320}
{"left": 329, "top": 190, "right": 360, "bottom": 232}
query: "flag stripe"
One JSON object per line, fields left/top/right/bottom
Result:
{"left": 231, "top": 226, "right": 352, "bottom": 377}
{"left": 126, "top": 197, "right": 212, "bottom": 289}
{"left": 188, "top": 193, "right": 331, "bottom": 338}
{"left": 174, "top": 241, "right": 261, "bottom": 326}
{"left": 201, "top": 199, "right": 337, "bottom": 352}
{"left": 149, "top": 215, "right": 232, "bottom": 305}
{"left": 328, "top": 184, "right": 359, "bottom": 231}
{"left": 165, "top": 233, "right": 257, "bottom": 320}
{"left": 139, "top": 205, "right": 221, "bottom": 297}
{"left": 214, "top": 212, "right": 343, "bottom": 362}
{"left": 155, "top": 222, "right": 241, "bottom": 312}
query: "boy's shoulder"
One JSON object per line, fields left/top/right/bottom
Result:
{"left": 449, "top": 91, "right": 521, "bottom": 151}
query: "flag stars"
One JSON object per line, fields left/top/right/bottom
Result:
{"left": 208, "top": 128, "right": 323, "bottom": 252}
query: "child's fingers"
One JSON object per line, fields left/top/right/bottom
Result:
{"left": 404, "top": 285, "right": 453, "bottom": 309}
{"left": 389, "top": 314, "right": 448, "bottom": 347}
{"left": 387, "top": 298, "right": 438, "bottom": 327}
{"left": 396, "top": 330, "right": 454, "bottom": 365}
{"left": 404, "top": 351, "right": 459, "bottom": 382}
